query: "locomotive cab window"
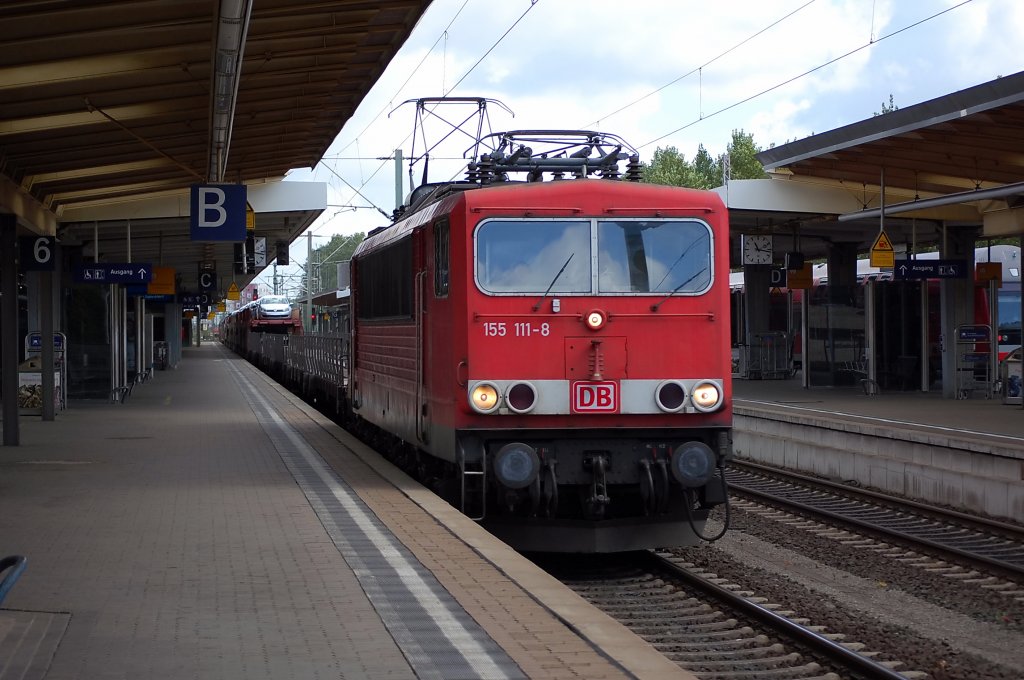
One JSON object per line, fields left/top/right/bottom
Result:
{"left": 476, "top": 220, "right": 591, "bottom": 293}
{"left": 475, "top": 218, "right": 712, "bottom": 295}
{"left": 598, "top": 220, "right": 711, "bottom": 294}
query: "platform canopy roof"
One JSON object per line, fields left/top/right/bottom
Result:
{"left": 0, "top": 0, "right": 432, "bottom": 292}
{"left": 729, "top": 71, "right": 1024, "bottom": 262}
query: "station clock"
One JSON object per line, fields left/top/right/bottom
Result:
{"left": 742, "top": 234, "right": 773, "bottom": 265}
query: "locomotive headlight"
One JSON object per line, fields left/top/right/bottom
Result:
{"left": 690, "top": 381, "right": 722, "bottom": 412}
{"left": 493, "top": 442, "right": 540, "bottom": 489}
{"left": 469, "top": 382, "right": 501, "bottom": 413}
{"left": 584, "top": 309, "right": 606, "bottom": 331}
{"left": 670, "top": 442, "right": 716, "bottom": 487}
{"left": 655, "top": 380, "right": 686, "bottom": 412}
{"left": 506, "top": 382, "right": 537, "bottom": 414}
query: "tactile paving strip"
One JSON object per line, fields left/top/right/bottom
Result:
{"left": 230, "top": 367, "right": 526, "bottom": 680}
{"left": 0, "top": 609, "right": 70, "bottom": 680}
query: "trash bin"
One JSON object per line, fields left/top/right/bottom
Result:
{"left": 154, "top": 341, "right": 168, "bottom": 370}
{"left": 1001, "top": 348, "right": 1021, "bottom": 405}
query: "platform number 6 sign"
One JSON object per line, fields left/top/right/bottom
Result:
{"left": 20, "top": 236, "right": 56, "bottom": 271}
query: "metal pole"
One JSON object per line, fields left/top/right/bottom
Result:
{"left": 865, "top": 279, "right": 876, "bottom": 388}
{"left": 1, "top": 215, "right": 19, "bottom": 445}
{"left": 394, "top": 148, "right": 404, "bottom": 211}
{"left": 136, "top": 296, "right": 144, "bottom": 379}
{"left": 41, "top": 270, "right": 54, "bottom": 421}
{"left": 121, "top": 287, "right": 129, "bottom": 384}
{"left": 109, "top": 284, "right": 119, "bottom": 401}
{"left": 920, "top": 280, "right": 929, "bottom": 392}
{"left": 990, "top": 278, "right": 998, "bottom": 396}
{"left": 801, "top": 286, "right": 809, "bottom": 388}
{"left": 305, "top": 232, "right": 312, "bottom": 332}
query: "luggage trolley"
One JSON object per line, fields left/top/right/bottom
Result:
{"left": 747, "top": 331, "right": 791, "bottom": 379}
{"left": 955, "top": 324, "right": 993, "bottom": 399}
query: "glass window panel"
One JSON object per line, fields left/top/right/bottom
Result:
{"left": 476, "top": 220, "right": 591, "bottom": 293}
{"left": 597, "top": 220, "right": 711, "bottom": 294}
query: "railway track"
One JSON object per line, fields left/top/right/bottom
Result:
{"left": 727, "top": 461, "right": 1024, "bottom": 582}
{"left": 537, "top": 551, "right": 920, "bottom": 679}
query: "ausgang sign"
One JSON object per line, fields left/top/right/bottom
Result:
{"left": 74, "top": 263, "right": 153, "bottom": 284}
{"left": 190, "top": 184, "right": 246, "bottom": 241}
{"left": 893, "top": 259, "right": 968, "bottom": 280}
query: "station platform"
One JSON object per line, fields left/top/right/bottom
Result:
{"left": 734, "top": 376, "right": 1024, "bottom": 441}
{"left": 732, "top": 377, "right": 1024, "bottom": 523}
{"left": 0, "top": 344, "right": 691, "bottom": 680}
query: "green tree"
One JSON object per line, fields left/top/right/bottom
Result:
{"left": 691, "top": 144, "right": 720, "bottom": 189}
{"left": 725, "top": 129, "right": 768, "bottom": 181}
{"left": 642, "top": 129, "right": 767, "bottom": 188}
{"left": 874, "top": 93, "right": 898, "bottom": 116}
{"left": 641, "top": 146, "right": 695, "bottom": 187}
{"left": 304, "top": 232, "right": 364, "bottom": 295}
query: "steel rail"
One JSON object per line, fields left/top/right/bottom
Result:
{"left": 728, "top": 463, "right": 1024, "bottom": 580}
{"left": 645, "top": 551, "right": 911, "bottom": 680}
{"left": 735, "top": 460, "right": 1024, "bottom": 537}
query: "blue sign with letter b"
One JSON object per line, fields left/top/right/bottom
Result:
{"left": 190, "top": 184, "right": 246, "bottom": 241}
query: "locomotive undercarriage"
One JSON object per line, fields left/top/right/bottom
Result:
{"left": 338, "top": 413, "right": 731, "bottom": 552}
{"left": 452, "top": 429, "right": 731, "bottom": 551}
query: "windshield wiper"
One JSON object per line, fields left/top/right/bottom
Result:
{"left": 652, "top": 234, "right": 707, "bottom": 291}
{"left": 650, "top": 265, "right": 709, "bottom": 311}
{"left": 532, "top": 253, "right": 575, "bottom": 311}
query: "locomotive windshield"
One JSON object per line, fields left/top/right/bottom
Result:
{"left": 475, "top": 218, "right": 712, "bottom": 295}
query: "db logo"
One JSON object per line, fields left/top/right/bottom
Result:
{"left": 571, "top": 380, "right": 619, "bottom": 413}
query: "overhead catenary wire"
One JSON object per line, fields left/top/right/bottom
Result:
{"left": 320, "top": 0, "right": 543, "bottom": 232}
{"left": 330, "top": 0, "right": 965, "bottom": 217}
{"left": 638, "top": 0, "right": 975, "bottom": 150}
{"left": 329, "top": 0, "right": 472, "bottom": 159}
{"left": 583, "top": 0, "right": 818, "bottom": 130}
{"left": 301, "top": 0, "right": 474, "bottom": 240}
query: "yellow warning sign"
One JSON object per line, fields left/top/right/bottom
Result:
{"left": 246, "top": 202, "right": 256, "bottom": 231}
{"left": 871, "top": 231, "right": 894, "bottom": 252}
{"left": 870, "top": 229, "right": 894, "bottom": 268}
{"left": 227, "top": 281, "right": 240, "bottom": 301}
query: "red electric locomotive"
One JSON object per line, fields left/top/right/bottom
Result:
{"left": 346, "top": 105, "right": 732, "bottom": 552}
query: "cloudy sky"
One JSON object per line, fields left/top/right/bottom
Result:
{"left": 264, "top": 0, "right": 1024, "bottom": 292}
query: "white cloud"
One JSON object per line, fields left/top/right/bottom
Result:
{"left": 262, "top": 0, "right": 1024, "bottom": 290}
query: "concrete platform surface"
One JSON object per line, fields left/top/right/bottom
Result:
{"left": 0, "top": 344, "right": 692, "bottom": 680}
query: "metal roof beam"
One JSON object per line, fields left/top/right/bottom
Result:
{"left": 838, "top": 182, "right": 1024, "bottom": 222}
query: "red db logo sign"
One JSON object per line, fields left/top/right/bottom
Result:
{"left": 571, "top": 381, "right": 619, "bottom": 413}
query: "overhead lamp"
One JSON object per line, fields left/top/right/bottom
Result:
{"left": 207, "top": 0, "right": 253, "bottom": 183}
